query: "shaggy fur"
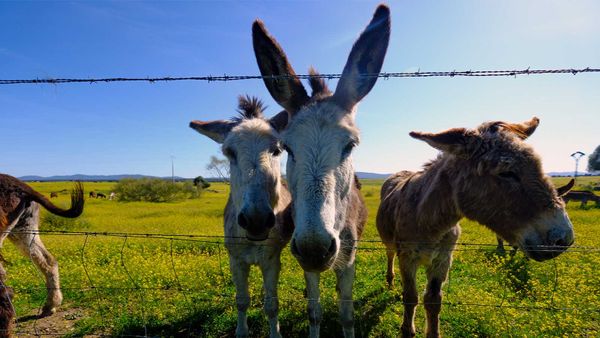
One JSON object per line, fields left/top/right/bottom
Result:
{"left": 252, "top": 5, "right": 390, "bottom": 337}
{"left": 190, "top": 96, "right": 292, "bottom": 338}
{"left": 0, "top": 174, "right": 84, "bottom": 334}
{"left": 376, "top": 118, "right": 575, "bottom": 337}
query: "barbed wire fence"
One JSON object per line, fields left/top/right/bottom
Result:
{"left": 3, "top": 66, "right": 600, "bottom": 335}
{"left": 2, "top": 230, "right": 600, "bottom": 337}
{"left": 0, "top": 67, "right": 599, "bottom": 85}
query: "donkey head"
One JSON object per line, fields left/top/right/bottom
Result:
{"left": 253, "top": 5, "right": 390, "bottom": 271}
{"left": 190, "top": 96, "right": 288, "bottom": 241}
{"left": 411, "top": 117, "right": 575, "bottom": 261}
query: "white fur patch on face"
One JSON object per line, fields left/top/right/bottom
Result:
{"left": 223, "top": 119, "right": 282, "bottom": 212}
{"left": 282, "top": 101, "right": 359, "bottom": 241}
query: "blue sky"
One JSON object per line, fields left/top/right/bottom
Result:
{"left": 1, "top": 0, "right": 598, "bottom": 178}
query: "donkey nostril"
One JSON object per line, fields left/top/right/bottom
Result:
{"left": 555, "top": 238, "right": 568, "bottom": 247}
{"left": 237, "top": 213, "right": 248, "bottom": 230}
{"left": 327, "top": 239, "right": 336, "bottom": 256}
{"left": 266, "top": 212, "right": 276, "bottom": 228}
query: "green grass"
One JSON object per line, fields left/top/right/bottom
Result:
{"left": 4, "top": 178, "right": 600, "bottom": 337}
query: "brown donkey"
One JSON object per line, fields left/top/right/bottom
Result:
{"left": 252, "top": 5, "right": 390, "bottom": 337}
{"left": 190, "top": 96, "right": 292, "bottom": 337}
{"left": 376, "top": 118, "right": 574, "bottom": 337}
{"left": 0, "top": 174, "right": 84, "bottom": 327}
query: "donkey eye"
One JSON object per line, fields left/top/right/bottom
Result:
{"left": 223, "top": 147, "right": 237, "bottom": 162}
{"left": 341, "top": 141, "right": 357, "bottom": 159}
{"left": 498, "top": 171, "right": 520, "bottom": 182}
{"left": 270, "top": 144, "right": 282, "bottom": 157}
{"left": 283, "top": 144, "right": 294, "bottom": 161}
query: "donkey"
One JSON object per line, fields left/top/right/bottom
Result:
{"left": 252, "top": 4, "right": 390, "bottom": 337}
{"left": 190, "top": 96, "right": 292, "bottom": 338}
{"left": 563, "top": 190, "right": 600, "bottom": 208}
{"left": 376, "top": 117, "right": 575, "bottom": 338}
{"left": 0, "top": 174, "right": 84, "bottom": 318}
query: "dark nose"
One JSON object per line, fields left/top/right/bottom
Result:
{"left": 237, "top": 209, "right": 275, "bottom": 240}
{"left": 547, "top": 228, "right": 572, "bottom": 247}
{"left": 290, "top": 237, "right": 337, "bottom": 271}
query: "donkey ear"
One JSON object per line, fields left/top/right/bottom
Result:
{"left": 505, "top": 117, "right": 540, "bottom": 140}
{"left": 556, "top": 178, "right": 575, "bottom": 197}
{"left": 252, "top": 20, "right": 309, "bottom": 114}
{"left": 333, "top": 4, "right": 391, "bottom": 111}
{"left": 189, "top": 120, "right": 237, "bottom": 144}
{"left": 410, "top": 128, "right": 476, "bottom": 155}
{"left": 269, "top": 110, "right": 289, "bottom": 133}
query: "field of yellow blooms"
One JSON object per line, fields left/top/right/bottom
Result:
{"left": 3, "top": 178, "right": 599, "bottom": 337}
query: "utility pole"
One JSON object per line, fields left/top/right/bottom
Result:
{"left": 570, "top": 151, "right": 585, "bottom": 182}
{"left": 170, "top": 155, "right": 175, "bottom": 183}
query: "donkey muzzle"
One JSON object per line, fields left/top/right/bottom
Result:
{"left": 237, "top": 208, "right": 276, "bottom": 241}
{"left": 290, "top": 236, "right": 337, "bottom": 272}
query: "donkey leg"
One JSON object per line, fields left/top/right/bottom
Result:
{"left": 496, "top": 236, "right": 506, "bottom": 254}
{"left": 259, "top": 254, "right": 282, "bottom": 338}
{"left": 424, "top": 227, "right": 459, "bottom": 338}
{"left": 386, "top": 249, "right": 396, "bottom": 288}
{"left": 304, "top": 271, "right": 322, "bottom": 338}
{"left": 10, "top": 232, "right": 62, "bottom": 316}
{"left": 335, "top": 264, "right": 356, "bottom": 338}
{"left": 230, "top": 257, "right": 251, "bottom": 338}
{"left": 0, "top": 262, "right": 15, "bottom": 338}
{"left": 398, "top": 255, "right": 418, "bottom": 337}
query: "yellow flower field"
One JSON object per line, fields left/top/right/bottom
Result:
{"left": 3, "top": 178, "right": 599, "bottom": 337}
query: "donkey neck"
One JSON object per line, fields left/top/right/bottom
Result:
{"left": 412, "top": 156, "right": 462, "bottom": 239}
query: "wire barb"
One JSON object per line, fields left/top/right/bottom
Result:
{"left": 0, "top": 67, "right": 598, "bottom": 85}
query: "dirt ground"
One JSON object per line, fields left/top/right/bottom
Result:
{"left": 13, "top": 306, "right": 89, "bottom": 337}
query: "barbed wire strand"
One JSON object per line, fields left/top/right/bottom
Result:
{"left": 0, "top": 67, "right": 598, "bottom": 85}
{"left": 5, "top": 230, "right": 598, "bottom": 253}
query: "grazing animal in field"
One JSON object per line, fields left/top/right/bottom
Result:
{"left": 96, "top": 192, "right": 106, "bottom": 199}
{"left": 50, "top": 192, "right": 58, "bottom": 198}
{"left": 376, "top": 117, "right": 575, "bottom": 337}
{"left": 108, "top": 192, "right": 116, "bottom": 200}
{"left": 252, "top": 5, "right": 390, "bottom": 337}
{"left": 190, "top": 96, "right": 292, "bottom": 338}
{"left": 0, "top": 174, "right": 84, "bottom": 320}
{"left": 89, "top": 191, "right": 96, "bottom": 199}
{"left": 563, "top": 190, "right": 600, "bottom": 208}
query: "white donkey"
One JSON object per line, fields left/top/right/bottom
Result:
{"left": 252, "top": 5, "right": 391, "bottom": 337}
{"left": 190, "top": 96, "right": 292, "bottom": 338}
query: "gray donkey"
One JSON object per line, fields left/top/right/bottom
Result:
{"left": 252, "top": 4, "right": 390, "bottom": 337}
{"left": 190, "top": 96, "right": 292, "bottom": 338}
{"left": 377, "top": 117, "right": 575, "bottom": 337}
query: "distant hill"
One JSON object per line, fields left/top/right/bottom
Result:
{"left": 355, "top": 172, "right": 390, "bottom": 179}
{"left": 18, "top": 174, "right": 190, "bottom": 182}
{"left": 18, "top": 172, "right": 392, "bottom": 182}
{"left": 21, "top": 172, "right": 593, "bottom": 182}
{"left": 547, "top": 171, "right": 595, "bottom": 177}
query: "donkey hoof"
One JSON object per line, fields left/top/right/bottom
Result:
{"left": 40, "top": 306, "right": 56, "bottom": 317}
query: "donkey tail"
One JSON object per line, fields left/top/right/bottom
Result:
{"left": 30, "top": 181, "right": 84, "bottom": 218}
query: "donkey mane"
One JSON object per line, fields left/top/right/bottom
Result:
{"left": 308, "top": 67, "right": 331, "bottom": 97}
{"left": 234, "top": 95, "right": 266, "bottom": 121}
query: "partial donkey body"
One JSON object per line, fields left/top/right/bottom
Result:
{"left": 252, "top": 5, "right": 390, "bottom": 337}
{"left": 0, "top": 174, "right": 84, "bottom": 319}
{"left": 377, "top": 118, "right": 574, "bottom": 337}
{"left": 190, "top": 96, "right": 292, "bottom": 338}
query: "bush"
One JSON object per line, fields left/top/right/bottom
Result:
{"left": 114, "top": 178, "right": 202, "bottom": 203}
{"left": 193, "top": 176, "right": 211, "bottom": 189}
